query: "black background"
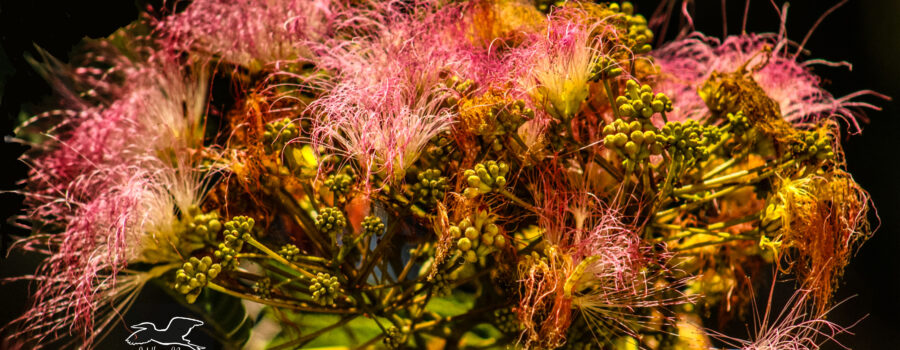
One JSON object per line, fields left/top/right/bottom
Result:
{"left": 1, "top": 1, "right": 898, "bottom": 349}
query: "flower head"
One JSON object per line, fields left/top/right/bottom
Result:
{"left": 10, "top": 45, "right": 213, "bottom": 348}
{"left": 159, "top": 0, "right": 338, "bottom": 69}
{"left": 654, "top": 33, "right": 885, "bottom": 132}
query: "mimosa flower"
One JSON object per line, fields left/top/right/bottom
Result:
{"left": 711, "top": 291, "right": 848, "bottom": 350}
{"left": 307, "top": 4, "right": 470, "bottom": 185}
{"left": 653, "top": 33, "right": 885, "bottom": 131}
{"left": 311, "top": 82, "right": 453, "bottom": 185}
{"left": 518, "top": 17, "right": 602, "bottom": 121}
{"left": 10, "top": 46, "right": 213, "bottom": 348}
{"left": 767, "top": 171, "right": 871, "bottom": 311}
{"left": 159, "top": 0, "right": 338, "bottom": 69}
{"left": 11, "top": 160, "right": 211, "bottom": 348}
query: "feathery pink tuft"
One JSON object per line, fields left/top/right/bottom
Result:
{"left": 653, "top": 32, "right": 885, "bottom": 132}
{"left": 159, "top": 0, "right": 339, "bottom": 68}
{"left": 10, "top": 47, "right": 211, "bottom": 348}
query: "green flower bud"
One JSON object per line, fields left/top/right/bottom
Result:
{"left": 383, "top": 326, "right": 407, "bottom": 349}
{"left": 362, "top": 215, "right": 385, "bottom": 237}
{"left": 324, "top": 171, "right": 354, "bottom": 198}
{"left": 253, "top": 277, "right": 273, "bottom": 299}
{"left": 174, "top": 256, "right": 223, "bottom": 303}
{"left": 316, "top": 207, "right": 347, "bottom": 238}
{"left": 278, "top": 244, "right": 302, "bottom": 262}
{"left": 613, "top": 133, "right": 628, "bottom": 147}
{"left": 624, "top": 141, "right": 638, "bottom": 155}
{"left": 619, "top": 103, "right": 636, "bottom": 117}
{"left": 465, "top": 227, "right": 479, "bottom": 240}
{"left": 462, "top": 161, "right": 510, "bottom": 197}
{"left": 494, "top": 235, "right": 507, "bottom": 249}
{"left": 493, "top": 307, "right": 521, "bottom": 334}
{"left": 412, "top": 169, "right": 448, "bottom": 207}
{"left": 264, "top": 117, "right": 300, "bottom": 155}
{"left": 431, "top": 272, "right": 453, "bottom": 297}
{"left": 309, "top": 272, "right": 341, "bottom": 305}
{"left": 457, "top": 237, "right": 473, "bottom": 251}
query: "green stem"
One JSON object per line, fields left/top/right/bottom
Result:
{"left": 655, "top": 185, "right": 741, "bottom": 219}
{"left": 274, "top": 188, "right": 332, "bottom": 258}
{"left": 673, "top": 156, "right": 807, "bottom": 195}
{"left": 381, "top": 242, "right": 429, "bottom": 307}
{"left": 670, "top": 230, "right": 759, "bottom": 251}
{"left": 244, "top": 236, "right": 316, "bottom": 279}
{"left": 354, "top": 220, "right": 401, "bottom": 286}
{"left": 603, "top": 79, "right": 620, "bottom": 119}
{"left": 496, "top": 188, "right": 538, "bottom": 212}
{"left": 207, "top": 282, "right": 357, "bottom": 313}
{"left": 270, "top": 315, "right": 360, "bottom": 350}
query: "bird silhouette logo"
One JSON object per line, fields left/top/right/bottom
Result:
{"left": 125, "top": 317, "right": 205, "bottom": 350}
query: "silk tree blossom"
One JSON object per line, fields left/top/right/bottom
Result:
{"left": 124, "top": 59, "right": 209, "bottom": 156}
{"left": 9, "top": 48, "right": 214, "bottom": 347}
{"left": 9, "top": 160, "right": 211, "bottom": 348}
{"left": 307, "top": 3, "right": 470, "bottom": 185}
{"left": 19, "top": 56, "right": 209, "bottom": 230}
{"left": 707, "top": 291, "right": 849, "bottom": 350}
{"left": 518, "top": 171, "right": 688, "bottom": 347}
{"left": 516, "top": 11, "right": 624, "bottom": 121}
{"left": 566, "top": 213, "right": 688, "bottom": 341}
{"left": 311, "top": 82, "right": 454, "bottom": 185}
{"left": 129, "top": 159, "right": 215, "bottom": 263}
{"left": 653, "top": 33, "right": 885, "bottom": 132}
{"left": 311, "top": 1, "right": 476, "bottom": 96}
{"left": 159, "top": 0, "right": 338, "bottom": 69}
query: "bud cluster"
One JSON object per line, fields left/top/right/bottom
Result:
{"left": 609, "top": 2, "right": 654, "bottom": 54}
{"left": 457, "top": 88, "right": 534, "bottom": 145}
{"left": 603, "top": 119, "right": 663, "bottom": 169}
{"left": 174, "top": 256, "right": 222, "bottom": 303}
{"left": 186, "top": 210, "right": 223, "bottom": 243}
{"left": 324, "top": 171, "right": 354, "bottom": 199}
{"left": 362, "top": 215, "right": 385, "bottom": 237}
{"left": 316, "top": 207, "right": 347, "bottom": 239}
{"left": 446, "top": 75, "right": 475, "bottom": 98}
{"left": 263, "top": 117, "right": 300, "bottom": 154}
{"left": 214, "top": 216, "right": 255, "bottom": 270}
{"left": 424, "top": 133, "right": 454, "bottom": 165}
{"left": 590, "top": 56, "right": 624, "bottom": 81}
{"left": 278, "top": 243, "right": 302, "bottom": 262}
{"left": 449, "top": 210, "right": 507, "bottom": 264}
{"left": 793, "top": 130, "right": 834, "bottom": 161}
{"left": 493, "top": 307, "right": 521, "bottom": 334}
{"left": 660, "top": 120, "right": 719, "bottom": 163}
{"left": 309, "top": 272, "right": 340, "bottom": 305}
{"left": 615, "top": 80, "right": 672, "bottom": 119}
{"left": 383, "top": 326, "right": 406, "bottom": 349}
{"left": 726, "top": 111, "right": 751, "bottom": 135}
{"left": 411, "top": 169, "right": 448, "bottom": 207}
{"left": 463, "top": 161, "right": 510, "bottom": 198}
{"left": 253, "top": 277, "right": 273, "bottom": 299}
{"left": 430, "top": 272, "right": 453, "bottom": 297}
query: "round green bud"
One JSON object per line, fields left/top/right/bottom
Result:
{"left": 630, "top": 130, "right": 644, "bottom": 144}
{"left": 494, "top": 235, "right": 506, "bottom": 248}
{"left": 457, "top": 237, "right": 473, "bottom": 251}
{"left": 624, "top": 141, "right": 638, "bottom": 156}
{"left": 465, "top": 227, "right": 479, "bottom": 240}
{"left": 465, "top": 250, "right": 478, "bottom": 263}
